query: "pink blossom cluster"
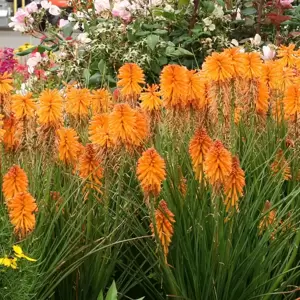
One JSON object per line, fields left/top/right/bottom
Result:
{"left": 0, "top": 48, "right": 17, "bottom": 74}
{"left": 93, "top": 0, "right": 163, "bottom": 22}
{"left": 9, "top": 1, "right": 61, "bottom": 32}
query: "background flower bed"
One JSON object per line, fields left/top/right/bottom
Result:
{"left": 9, "top": 0, "right": 300, "bottom": 87}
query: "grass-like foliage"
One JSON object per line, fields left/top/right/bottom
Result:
{"left": 0, "top": 45, "right": 300, "bottom": 299}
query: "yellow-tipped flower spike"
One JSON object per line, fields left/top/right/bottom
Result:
{"left": 13, "top": 245, "right": 37, "bottom": 262}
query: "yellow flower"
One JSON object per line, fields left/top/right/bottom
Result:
{"left": 13, "top": 245, "right": 37, "bottom": 262}
{"left": 14, "top": 43, "right": 34, "bottom": 53}
{"left": 0, "top": 256, "right": 18, "bottom": 269}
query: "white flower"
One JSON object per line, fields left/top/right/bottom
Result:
{"left": 250, "top": 34, "right": 261, "bottom": 46}
{"left": 94, "top": 0, "right": 110, "bottom": 13}
{"left": 212, "top": 5, "right": 224, "bottom": 18}
{"left": 73, "top": 22, "right": 80, "bottom": 30}
{"left": 27, "top": 52, "right": 42, "bottom": 74}
{"left": 25, "top": 2, "right": 38, "bottom": 13}
{"left": 77, "top": 33, "right": 91, "bottom": 44}
{"left": 41, "top": 0, "right": 61, "bottom": 15}
{"left": 49, "top": 4, "right": 61, "bottom": 16}
{"left": 148, "top": 0, "right": 163, "bottom": 6}
{"left": 8, "top": 21, "right": 26, "bottom": 32}
{"left": 262, "top": 45, "right": 276, "bottom": 60}
{"left": 58, "top": 19, "right": 69, "bottom": 28}
{"left": 68, "top": 13, "right": 76, "bottom": 22}
{"left": 75, "top": 11, "right": 86, "bottom": 19}
{"left": 41, "top": 0, "right": 51, "bottom": 9}
{"left": 164, "top": 4, "right": 174, "bottom": 12}
{"left": 203, "top": 17, "right": 215, "bottom": 31}
{"left": 231, "top": 39, "right": 239, "bottom": 47}
{"left": 16, "top": 83, "right": 29, "bottom": 95}
{"left": 236, "top": 8, "right": 242, "bottom": 20}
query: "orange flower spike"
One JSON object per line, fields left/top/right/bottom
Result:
{"left": 243, "top": 52, "right": 263, "bottom": 80}
{"left": 261, "top": 61, "right": 283, "bottom": 90}
{"left": 256, "top": 81, "right": 269, "bottom": 116}
{"left": 89, "top": 114, "right": 115, "bottom": 148}
{"left": 186, "top": 70, "right": 206, "bottom": 109}
{"left": 258, "top": 200, "right": 276, "bottom": 235}
{"left": 91, "top": 88, "right": 111, "bottom": 114}
{"left": 150, "top": 200, "right": 175, "bottom": 261}
{"left": 160, "top": 65, "right": 188, "bottom": 109}
{"left": 136, "top": 148, "right": 166, "bottom": 197}
{"left": 0, "top": 72, "right": 13, "bottom": 95}
{"left": 117, "top": 63, "right": 145, "bottom": 99}
{"left": 283, "top": 84, "right": 300, "bottom": 121}
{"left": 57, "top": 128, "right": 82, "bottom": 165}
{"left": 189, "top": 128, "right": 213, "bottom": 181}
{"left": 109, "top": 103, "right": 136, "bottom": 144}
{"left": 3, "top": 114, "right": 22, "bottom": 151}
{"left": 11, "top": 92, "right": 36, "bottom": 119}
{"left": 8, "top": 192, "right": 37, "bottom": 238}
{"left": 282, "top": 67, "right": 296, "bottom": 91}
{"left": 223, "top": 47, "right": 246, "bottom": 77}
{"left": 66, "top": 87, "right": 91, "bottom": 119}
{"left": 0, "top": 114, "right": 6, "bottom": 140}
{"left": 204, "top": 140, "right": 232, "bottom": 187}
{"left": 202, "top": 52, "right": 234, "bottom": 82}
{"left": 140, "top": 84, "right": 162, "bottom": 111}
{"left": 271, "top": 149, "right": 291, "bottom": 181}
{"left": 130, "top": 110, "right": 150, "bottom": 147}
{"left": 277, "top": 44, "right": 297, "bottom": 67}
{"left": 223, "top": 156, "right": 245, "bottom": 212}
{"left": 38, "top": 89, "right": 63, "bottom": 126}
{"left": 78, "top": 144, "right": 103, "bottom": 193}
{"left": 2, "top": 165, "right": 29, "bottom": 202}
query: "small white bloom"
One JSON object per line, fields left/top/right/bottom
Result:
{"left": 203, "top": 17, "right": 212, "bottom": 26}
{"left": 16, "top": 83, "right": 28, "bottom": 95}
{"left": 212, "top": 5, "right": 224, "bottom": 18}
{"left": 41, "top": 0, "right": 51, "bottom": 9}
{"left": 164, "top": 4, "right": 174, "bottom": 12}
{"left": 231, "top": 39, "right": 239, "bottom": 47}
{"left": 148, "top": 0, "right": 163, "bottom": 6}
{"left": 73, "top": 22, "right": 80, "bottom": 30}
{"left": 75, "top": 11, "right": 85, "bottom": 19}
{"left": 49, "top": 4, "right": 61, "bottom": 16}
{"left": 77, "top": 33, "right": 91, "bottom": 44}
{"left": 262, "top": 45, "right": 276, "bottom": 60}
{"left": 250, "top": 34, "right": 261, "bottom": 46}
{"left": 58, "top": 19, "right": 69, "bottom": 28}
{"left": 203, "top": 17, "right": 215, "bottom": 31}
{"left": 236, "top": 8, "right": 242, "bottom": 20}
{"left": 8, "top": 22, "right": 26, "bottom": 32}
{"left": 68, "top": 14, "right": 76, "bottom": 21}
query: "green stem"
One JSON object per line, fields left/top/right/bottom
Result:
{"left": 263, "top": 229, "right": 300, "bottom": 300}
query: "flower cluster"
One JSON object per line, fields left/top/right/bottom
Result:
{"left": 0, "top": 245, "right": 36, "bottom": 270}
{"left": 0, "top": 48, "right": 17, "bottom": 74}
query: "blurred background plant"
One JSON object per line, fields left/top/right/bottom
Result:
{"left": 9, "top": 0, "right": 300, "bottom": 87}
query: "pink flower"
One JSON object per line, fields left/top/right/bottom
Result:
{"left": 262, "top": 45, "right": 276, "bottom": 60}
{"left": 8, "top": 8, "right": 33, "bottom": 32}
{"left": 13, "top": 8, "right": 29, "bottom": 23}
{"left": 279, "top": 0, "right": 293, "bottom": 8}
{"left": 27, "top": 52, "right": 42, "bottom": 74}
{"left": 112, "top": 0, "right": 132, "bottom": 22}
{"left": 94, "top": 0, "right": 110, "bottom": 14}
{"left": 58, "top": 19, "right": 69, "bottom": 28}
{"left": 25, "top": 2, "right": 38, "bottom": 13}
